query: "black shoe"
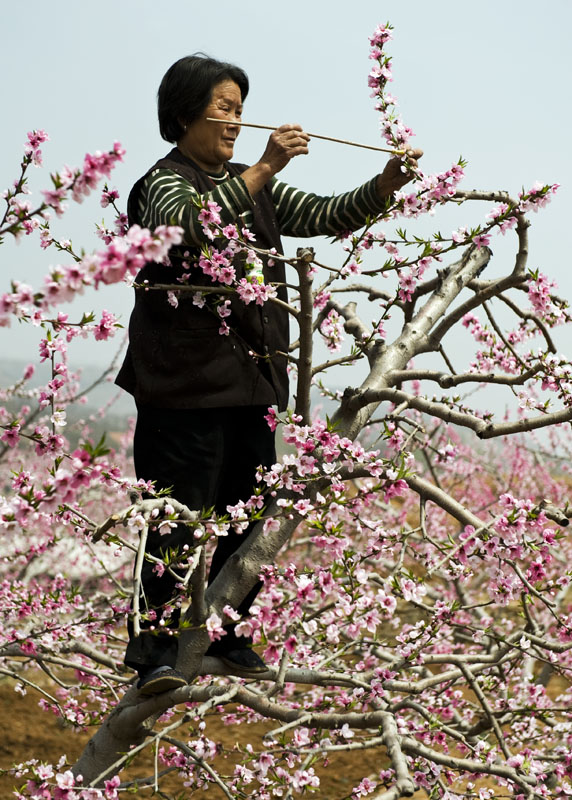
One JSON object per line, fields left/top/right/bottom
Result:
{"left": 137, "top": 666, "right": 187, "bottom": 695}
{"left": 220, "top": 648, "right": 268, "bottom": 675}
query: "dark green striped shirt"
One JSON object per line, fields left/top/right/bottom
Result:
{"left": 139, "top": 168, "right": 386, "bottom": 247}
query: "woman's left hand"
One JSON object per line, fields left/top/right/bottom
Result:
{"left": 376, "top": 147, "right": 424, "bottom": 198}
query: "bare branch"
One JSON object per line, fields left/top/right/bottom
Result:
{"left": 380, "top": 711, "right": 417, "bottom": 796}
{"left": 131, "top": 524, "right": 149, "bottom": 638}
{"left": 477, "top": 406, "right": 572, "bottom": 439}
{"left": 483, "top": 299, "right": 527, "bottom": 369}
{"left": 344, "top": 386, "right": 488, "bottom": 434}
{"left": 386, "top": 365, "right": 543, "bottom": 388}
{"left": 188, "top": 546, "right": 207, "bottom": 627}
{"left": 400, "top": 737, "right": 539, "bottom": 794}
{"left": 454, "top": 189, "right": 519, "bottom": 204}
{"left": 427, "top": 273, "right": 525, "bottom": 350}
{"left": 329, "top": 282, "right": 393, "bottom": 303}
{"left": 311, "top": 351, "right": 365, "bottom": 376}
{"left": 405, "top": 473, "right": 488, "bottom": 531}
{"left": 294, "top": 247, "right": 315, "bottom": 423}
{"left": 161, "top": 735, "right": 236, "bottom": 799}
{"left": 456, "top": 661, "right": 512, "bottom": 760}
{"left": 327, "top": 298, "right": 372, "bottom": 350}
{"left": 498, "top": 292, "right": 557, "bottom": 353}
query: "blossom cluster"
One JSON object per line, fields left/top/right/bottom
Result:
{"left": 319, "top": 308, "right": 345, "bottom": 352}
{"left": 461, "top": 268, "right": 571, "bottom": 403}
{"left": 0, "top": 224, "right": 183, "bottom": 328}
{"left": 355, "top": 23, "right": 560, "bottom": 329}
{"left": 41, "top": 141, "right": 126, "bottom": 214}
{"left": 8, "top": 761, "right": 120, "bottom": 800}
{"left": 1, "top": 137, "right": 125, "bottom": 241}
{"left": 192, "top": 198, "right": 278, "bottom": 309}
{"left": 23, "top": 129, "right": 50, "bottom": 167}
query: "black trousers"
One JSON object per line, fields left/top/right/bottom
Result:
{"left": 124, "top": 405, "right": 276, "bottom": 671}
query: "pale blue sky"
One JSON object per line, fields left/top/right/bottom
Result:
{"left": 1, "top": 1, "right": 571, "bottom": 392}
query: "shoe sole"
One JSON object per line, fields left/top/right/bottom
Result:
{"left": 138, "top": 675, "right": 188, "bottom": 695}
{"left": 220, "top": 656, "right": 269, "bottom": 675}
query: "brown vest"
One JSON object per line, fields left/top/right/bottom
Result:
{"left": 115, "top": 149, "right": 289, "bottom": 410}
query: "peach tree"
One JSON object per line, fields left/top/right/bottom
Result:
{"left": 1, "top": 23, "right": 571, "bottom": 800}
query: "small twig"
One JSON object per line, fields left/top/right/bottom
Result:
{"left": 0, "top": 667, "right": 63, "bottom": 710}
{"left": 181, "top": 545, "right": 203, "bottom": 588}
{"left": 427, "top": 518, "right": 498, "bottom": 577}
{"left": 483, "top": 300, "right": 527, "bottom": 369}
{"left": 154, "top": 736, "right": 160, "bottom": 794}
{"left": 264, "top": 712, "right": 313, "bottom": 739}
{"left": 497, "top": 292, "right": 557, "bottom": 353}
{"left": 506, "top": 558, "right": 556, "bottom": 609}
{"left": 311, "top": 352, "right": 364, "bottom": 375}
{"left": 205, "top": 118, "right": 406, "bottom": 155}
{"left": 85, "top": 539, "right": 129, "bottom": 594}
{"left": 92, "top": 513, "right": 123, "bottom": 544}
{"left": 266, "top": 648, "right": 290, "bottom": 698}
{"left": 118, "top": 766, "right": 180, "bottom": 791}
{"left": 421, "top": 446, "right": 442, "bottom": 490}
{"left": 62, "top": 503, "right": 99, "bottom": 530}
{"left": 438, "top": 344, "right": 457, "bottom": 374}
{"left": 315, "top": 641, "right": 356, "bottom": 670}
{"left": 132, "top": 524, "right": 149, "bottom": 638}
{"left": 161, "top": 735, "right": 236, "bottom": 800}
{"left": 457, "top": 661, "right": 512, "bottom": 760}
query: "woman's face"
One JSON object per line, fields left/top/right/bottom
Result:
{"left": 178, "top": 80, "right": 243, "bottom": 172}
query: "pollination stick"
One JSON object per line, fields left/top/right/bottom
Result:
{"left": 205, "top": 118, "right": 406, "bottom": 156}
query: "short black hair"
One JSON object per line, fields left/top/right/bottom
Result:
{"left": 158, "top": 54, "right": 249, "bottom": 143}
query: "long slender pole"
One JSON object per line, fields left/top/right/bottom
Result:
{"left": 205, "top": 118, "right": 405, "bottom": 156}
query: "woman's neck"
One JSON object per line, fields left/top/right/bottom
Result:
{"left": 176, "top": 142, "right": 224, "bottom": 175}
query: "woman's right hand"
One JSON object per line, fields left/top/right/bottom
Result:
{"left": 241, "top": 124, "right": 309, "bottom": 197}
{"left": 258, "top": 124, "right": 310, "bottom": 174}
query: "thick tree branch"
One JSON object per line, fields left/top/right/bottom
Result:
{"left": 343, "top": 386, "right": 489, "bottom": 434}
{"left": 380, "top": 712, "right": 416, "bottom": 797}
{"left": 385, "top": 365, "right": 543, "bottom": 388}
{"left": 333, "top": 245, "right": 492, "bottom": 440}
{"left": 426, "top": 273, "right": 524, "bottom": 351}
{"left": 327, "top": 298, "right": 372, "bottom": 351}
{"left": 344, "top": 386, "right": 572, "bottom": 439}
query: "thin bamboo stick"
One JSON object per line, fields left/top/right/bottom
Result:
{"left": 205, "top": 118, "right": 405, "bottom": 156}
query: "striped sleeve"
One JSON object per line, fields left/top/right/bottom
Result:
{"left": 271, "top": 176, "right": 389, "bottom": 237}
{"left": 138, "top": 169, "right": 255, "bottom": 247}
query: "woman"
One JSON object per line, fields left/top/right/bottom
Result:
{"left": 116, "top": 54, "right": 421, "bottom": 695}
